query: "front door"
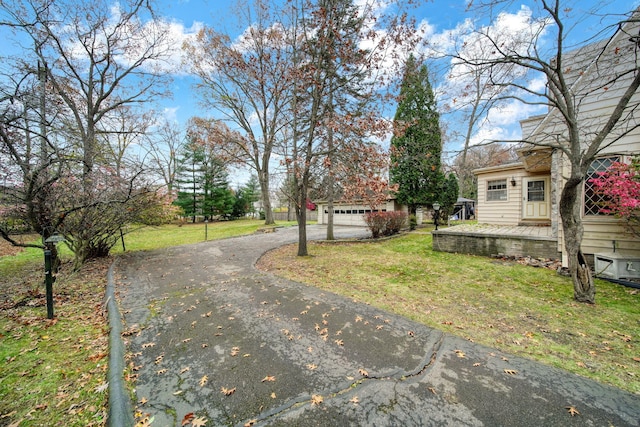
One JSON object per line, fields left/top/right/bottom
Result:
{"left": 522, "top": 177, "right": 550, "bottom": 220}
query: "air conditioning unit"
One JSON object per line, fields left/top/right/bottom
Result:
{"left": 594, "top": 252, "right": 640, "bottom": 280}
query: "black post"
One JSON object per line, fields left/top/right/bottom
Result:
{"left": 205, "top": 220, "right": 208, "bottom": 241}
{"left": 434, "top": 210, "right": 439, "bottom": 231}
{"left": 120, "top": 228, "right": 126, "bottom": 252}
{"left": 44, "top": 249, "right": 54, "bottom": 319}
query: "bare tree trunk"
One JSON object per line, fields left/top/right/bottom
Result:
{"left": 560, "top": 177, "right": 595, "bottom": 303}
{"left": 296, "top": 183, "right": 308, "bottom": 256}
{"left": 259, "top": 169, "right": 275, "bottom": 225}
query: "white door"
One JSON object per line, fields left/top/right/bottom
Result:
{"left": 522, "top": 177, "right": 550, "bottom": 220}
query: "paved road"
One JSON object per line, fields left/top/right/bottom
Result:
{"left": 116, "top": 225, "right": 640, "bottom": 426}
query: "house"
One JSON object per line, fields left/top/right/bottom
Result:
{"left": 435, "top": 13, "right": 640, "bottom": 272}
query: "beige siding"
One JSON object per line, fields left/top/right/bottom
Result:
{"left": 582, "top": 218, "right": 640, "bottom": 257}
{"left": 476, "top": 166, "right": 525, "bottom": 225}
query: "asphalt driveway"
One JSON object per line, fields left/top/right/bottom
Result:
{"left": 116, "top": 225, "right": 640, "bottom": 426}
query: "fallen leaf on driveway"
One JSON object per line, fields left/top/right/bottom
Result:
{"left": 199, "top": 375, "right": 208, "bottom": 386}
{"left": 504, "top": 369, "right": 518, "bottom": 375}
{"left": 261, "top": 375, "right": 276, "bottom": 382}
{"left": 191, "top": 416, "right": 208, "bottom": 426}
{"left": 565, "top": 406, "right": 580, "bottom": 416}
{"left": 311, "top": 395, "right": 323, "bottom": 405}
{"left": 181, "top": 412, "right": 194, "bottom": 426}
{"left": 221, "top": 387, "right": 236, "bottom": 396}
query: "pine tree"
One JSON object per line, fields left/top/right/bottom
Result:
{"left": 174, "top": 140, "right": 206, "bottom": 222}
{"left": 390, "top": 56, "right": 443, "bottom": 214}
{"left": 174, "top": 140, "right": 232, "bottom": 221}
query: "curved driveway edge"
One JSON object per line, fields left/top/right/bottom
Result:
{"left": 115, "top": 225, "right": 640, "bottom": 426}
{"left": 106, "top": 260, "right": 135, "bottom": 427}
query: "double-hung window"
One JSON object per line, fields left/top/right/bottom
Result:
{"left": 486, "top": 179, "right": 508, "bottom": 201}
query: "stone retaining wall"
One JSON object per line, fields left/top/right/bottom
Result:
{"left": 432, "top": 231, "right": 560, "bottom": 260}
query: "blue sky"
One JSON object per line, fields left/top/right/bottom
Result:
{"left": 2, "top": 0, "right": 637, "bottom": 182}
{"left": 153, "top": 0, "right": 639, "bottom": 161}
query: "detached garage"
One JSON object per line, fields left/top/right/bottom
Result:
{"left": 315, "top": 199, "right": 406, "bottom": 227}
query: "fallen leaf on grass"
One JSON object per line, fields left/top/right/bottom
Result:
{"left": 565, "top": 406, "right": 580, "bottom": 416}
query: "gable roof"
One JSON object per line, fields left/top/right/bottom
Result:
{"left": 521, "top": 10, "right": 640, "bottom": 150}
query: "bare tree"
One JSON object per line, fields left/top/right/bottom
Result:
{"left": 183, "top": 1, "right": 293, "bottom": 225}
{"left": 144, "top": 117, "right": 183, "bottom": 192}
{"left": 457, "top": 2, "right": 640, "bottom": 303}
{"left": 286, "top": 0, "right": 412, "bottom": 256}
{"left": 0, "top": 0, "right": 174, "bottom": 267}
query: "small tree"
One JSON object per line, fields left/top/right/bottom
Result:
{"left": 439, "top": 173, "right": 459, "bottom": 221}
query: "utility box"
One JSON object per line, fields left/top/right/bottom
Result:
{"left": 594, "top": 252, "right": 640, "bottom": 280}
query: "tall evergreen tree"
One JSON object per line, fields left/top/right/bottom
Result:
{"left": 174, "top": 140, "right": 231, "bottom": 222}
{"left": 390, "top": 56, "right": 443, "bottom": 214}
{"left": 175, "top": 140, "right": 205, "bottom": 222}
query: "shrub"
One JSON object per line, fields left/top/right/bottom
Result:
{"left": 385, "top": 211, "right": 408, "bottom": 235}
{"left": 364, "top": 212, "right": 387, "bottom": 238}
{"left": 364, "top": 211, "right": 408, "bottom": 238}
{"left": 409, "top": 214, "right": 417, "bottom": 230}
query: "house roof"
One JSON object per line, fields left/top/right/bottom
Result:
{"left": 521, "top": 10, "right": 640, "bottom": 149}
{"left": 473, "top": 162, "right": 525, "bottom": 175}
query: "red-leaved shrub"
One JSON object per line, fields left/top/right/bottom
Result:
{"left": 364, "top": 211, "right": 408, "bottom": 238}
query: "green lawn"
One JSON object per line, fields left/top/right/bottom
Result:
{"left": 0, "top": 219, "right": 296, "bottom": 426}
{"left": 1, "top": 221, "right": 637, "bottom": 427}
{"left": 257, "top": 230, "right": 640, "bottom": 395}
